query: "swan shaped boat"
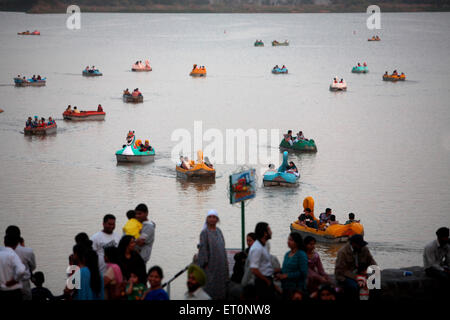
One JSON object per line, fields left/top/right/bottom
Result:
{"left": 263, "top": 151, "right": 299, "bottom": 187}
{"left": 176, "top": 150, "right": 215, "bottom": 180}
{"left": 290, "top": 197, "right": 365, "bottom": 243}
{"left": 279, "top": 138, "right": 317, "bottom": 153}
{"left": 116, "top": 131, "right": 155, "bottom": 163}
{"left": 190, "top": 65, "right": 207, "bottom": 77}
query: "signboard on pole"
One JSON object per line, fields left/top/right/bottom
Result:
{"left": 229, "top": 169, "right": 256, "bottom": 204}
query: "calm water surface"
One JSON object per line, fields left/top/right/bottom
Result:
{"left": 0, "top": 12, "right": 449, "bottom": 299}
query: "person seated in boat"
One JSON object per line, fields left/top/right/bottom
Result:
{"left": 26, "top": 117, "right": 33, "bottom": 128}
{"left": 363, "top": 62, "right": 367, "bottom": 67}
{"left": 333, "top": 77, "right": 338, "bottom": 84}
{"left": 140, "top": 140, "right": 153, "bottom": 152}
{"left": 123, "top": 88, "right": 131, "bottom": 96}
{"left": 298, "top": 208, "right": 318, "bottom": 229}
{"left": 339, "top": 78, "right": 344, "bottom": 83}
{"left": 273, "top": 65, "right": 279, "bottom": 70}
{"left": 281, "top": 65, "right": 286, "bottom": 70}
{"left": 178, "top": 156, "right": 191, "bottom": 170}
{"left": 400, "top": 72, "right": 405, "bottom": 77}
{"left": 285, "top": 161, "right": 298, "bottom": 174}
{"left": 97, "top": 104, "right": 103, "bottom": 112}
{"left": 319, "top": 208, "right": 332, "bottom": 225}
{"left": 85, "top": 66, "right": 89, "bottom": 71}
{"left": 32, "top": 75, "right": 36, "bottom": 81}
{"left": 357, "top": 63, "right": 361, "bottom": 67}
{"left": 284, "top": 130, "right": 293, "bottom": 146}
{"left": 384, "top": 71, "right": 388, "bottom": 76}
{"left": 132, "top": 88, "right": 142, "bottom": 97}
{"left": 73, "top": 106, "right": 80, "bottom": 114}
{"left": 32, "top": 116, "right": 38, "bottom": 127}
{"left": 47, "top": 117, "right": 55, "bottom": 125}
{"left": 192, "top": 64, "right": 198, "bottom": 71}
{"left": 17, "top": 75, "right": 21, "bottom": 79}
{"left": 328, "top": 215, "right": 339, "bottom": 226}
{"left": 294, "top": 131, "right": 307, "bottom": 143}
{"left": 39, "top": 117, "right": 46, "bottom": 127}
{"left": 344, "top": 213, "right": 360, "bottom": 225}
{"left": 66, "top": 105, "right": 72, "bottom": 113}
{"left": 37, "top": 75, "right": 41, "bottom": 80}
{"left": 392, "top": 70, "right": 398, "bottom": 76}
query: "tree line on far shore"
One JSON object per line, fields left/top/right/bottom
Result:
{"left": 0, "top": 0, "right": 449, "bottom": 13}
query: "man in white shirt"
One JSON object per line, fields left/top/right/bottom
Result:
{"left": 135, "top": 203, "right": 156, "bottom": 264}
{"left": 91, "top": 214, "right": 122, "bottom": 274}
{"left": 184, "top": 264, "right": 211, "bottom": 300}
{"left": 248, "top": 222, "right": 276, "bottom": 300}
{"left": 0, "top": 234, "right": 28, "bottom": 300}
{"left": 423, "top": 227, "right": 449, "bottom": 283}
{"left": 5, "top": 226, "right": 36, "bottom": 300}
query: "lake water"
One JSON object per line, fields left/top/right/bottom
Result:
{"left": 0, "top": 12, "right": 449, "bottom": 299}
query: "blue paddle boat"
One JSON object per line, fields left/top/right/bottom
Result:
{"left": 351, "top": 65, "right": 369, "bottom": 73}
{"left": 272, "top": 66, "right": 288, "bottom": 74}
{"left": 263, "top": 151, "right": 299, "bottom": 187}
{"left": 82, "top": 68, "right": 102, "bottom": 77}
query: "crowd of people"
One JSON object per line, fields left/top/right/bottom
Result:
{"left": 25, "top": 116, "right": 55, "bottom": 128}
{"left": 0, "top": 204, "right": 448, "bottom": 301}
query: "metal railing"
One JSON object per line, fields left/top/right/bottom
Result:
{"left": 162, "top": 265, "right": 189, "bottom": 299}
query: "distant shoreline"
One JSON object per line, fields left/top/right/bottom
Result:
{"left": 1, "top": 4, "right": 450, "bottom": 14}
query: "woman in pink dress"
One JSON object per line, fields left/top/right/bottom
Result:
{"left": 304, "top": 236, "right": 331, "bottom": 294}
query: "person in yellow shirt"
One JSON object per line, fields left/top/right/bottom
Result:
{"left": 123, "top": 210, "right": 143, "bottom": 239}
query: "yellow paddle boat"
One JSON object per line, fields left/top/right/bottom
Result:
{"left": 190, "top": 64, "right": 207, "bottom": 77}
{"left": 383, "top": 72, "right": 406, "bottom": 81}
{"left": 290, "top": 197, "right": 364, "bottom": 243}
{"left": 176, "top": 150, "right": 215, "bottom": 180}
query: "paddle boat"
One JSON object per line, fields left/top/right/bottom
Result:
{"left": 24, "top": 118, "right": 57, "bottom": 136}
{"left": 290, "top": 197, "right": 364, "bottom": 243}
{"left": 82, "top": 67, "right": 102, "bottom": 77}
{"left": 123, "top": 89, "right": 143, "bottom": 103}
{"left": 272, "top": 40, "right": 289, "bottom": 46}
{"left": 18, "top": 30, "right": 40, "bottom": 35}
{"left": 63, "top": 107, "right": 105, "bottom": 121}
{"left": 116, "top": 131, "right": 155, "bottom": 163}
{"left": 368, "top": 36, "right": 381, "bottom": 41}
{"left": 132, "top": 60, "right": 152, "bottom": 72}
{"left": 279, "top": 133, "right": 317, "bottom": 153}
{"left": 330, "top": 77, "right": 347, "bottom": 91}
{"left": 351, "top": 63, "right": 369, "bottom": 73}
{"left": 272, "top": 65, "right": 288, "bottom": 74}
{"left": 14, "top": 76, "right": 46, "bottom": 87}
{"left": 254, "top": 40, "right": 264, "bottom": 47}
{"left": 383, "top": 71, "right": 406, "bottom": 81}
{"left": 190, "top": 64, "right": 207, "bottom": 77}
{"left": 176, "top": 150, "right": 216, "bottom": 180}
{"left": 263, "top": 151, "right": 299, "bottom": 187}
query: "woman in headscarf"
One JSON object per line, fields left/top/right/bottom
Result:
{"left": 197, "top": 209, "right": 229, "bottom": 300}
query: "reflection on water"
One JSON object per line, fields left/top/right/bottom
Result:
{"left": 0, "top": 12, "right": 449, "bottom": 299}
